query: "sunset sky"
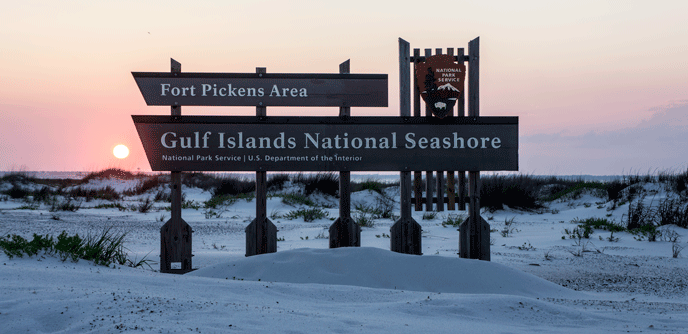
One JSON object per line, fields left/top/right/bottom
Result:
{"left": 1, "top": 1, "right": 687, "bottom": 175}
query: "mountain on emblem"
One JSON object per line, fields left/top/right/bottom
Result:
{"left": 415, "top": 54, "right": 466, "bottom": 119}
{"left": 438, "top": 83, "right": 461, "bottom": 92}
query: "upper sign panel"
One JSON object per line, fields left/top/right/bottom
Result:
{"left": 132, "top": 72, "right": 388, "bottom": 107}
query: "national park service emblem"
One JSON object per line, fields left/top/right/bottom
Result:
{"left": 415, "top": 54, "right": 466, "bottom": 119}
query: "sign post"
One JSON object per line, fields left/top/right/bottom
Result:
{"left": 391, "top": 38, "right": 422, "bottom": 254}
{"left": 245, "top": 67, "right": 277, "bottom": 257}
{"left": 159, "top": 59, "right": 193, "bottom": 274}
{"left": 329, "top": 60, "right": 361, "bottom": 248}
{"left": 459, "top": 37, "right": 491, "bottom": 261}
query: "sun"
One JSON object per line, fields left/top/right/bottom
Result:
{"left": 113, "top": 144, "right": 130, "bottom": 159}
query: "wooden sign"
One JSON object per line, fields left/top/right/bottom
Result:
{"left": 133, "top": 115, "right": 518, "bottom": 172}
{"left": 132, "top": 72, "right": 388, "bottom": 107}
{"left": 415, "top": 54, "right": 466, "bottom": 118}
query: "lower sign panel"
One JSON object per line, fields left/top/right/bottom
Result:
{"left": 133, "top": 116, "right": 518, "bottom": 172}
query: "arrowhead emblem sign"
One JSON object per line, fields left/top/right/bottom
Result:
{"left": 415, "top": 54, "right": 466, "bottom": 119}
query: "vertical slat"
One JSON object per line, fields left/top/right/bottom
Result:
{"left": 398, "top": 39, "right": 412, "bottom": 221}
{"left": 447, "top": 171, "right": 455, "bottom": 210}
{"left": 436, "top": 171, "right": 444, "bottom": 212}
{"left": 434, "top": 48, "right": 444, "bottom": 212}
{"left": 413, "top": 48, "right": 421, "bottom": 117}
{"left": 424, "top": 48, "right": 433, "bottom": 212}
{"left": 457, "top": 47, "right": 466, "bottom": 211}
{"left": 468, "top": 39, "right": 479, "bottom": 118}
{"left": 445, "top": 48, "right": 456, "bottom": 211}
{"left": 399, "top": 41, "right": 410, "bottom": 117}
{"left": 412, "top": 48, "right": 422, "bottom": 211}
{"left": 423, "top": 49, "right": 432, "bottom": 117}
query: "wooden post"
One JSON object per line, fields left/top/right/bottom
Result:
{"left": 412, "top": 48, "right": 423, "bottom": 211}
{"left": 160, "top": 58, "right": 193, "bottom": 274}
{"left": 330, "top": 59, "right": 361, "bottom": 248}
{"left": 245, "top": 67, "right": 277, "bottom": 257}
{"left": 434, "top": 48, "right": 445, "bottom": 212}
{"left": 459, "top": 37, "right": 490, "bottom": 261}
{"left": 446, "top": 48, "right": 455, "bottom": 211}
{"left": 457, "top": 47, "right": 467, "bottom": 211}
{"left": 424, "top": 48, "right": 434, "bottom": 212}
{"left": 391, "top": 38, "right": 422, "bottom": 255}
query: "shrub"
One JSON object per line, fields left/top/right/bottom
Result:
{"left": 204, "top": 194, "right": 238, "bottom": 209}
{"left": 31, "top": 186, "right": 55, "bottom": 203}
{"left": 0, "top": 233, "right": 53, "bottom": 258}
{"left": 480, "top": 174, "right": 543, "bottom": 211}
{"left": 284, "top": 208, "right": 328, "bottom": 222}
{"left": 353, "top": 211, "right": 375, "bottom": 227}
{"left": 182, "top": 172, "right": 222, "bottom": 191}
{"left": 422, "top": 211, "right": 438, "bottom": 220}
{"left": 293, "top": 173, "right": 339, "bottom": 197}
{"left": 576, "top": 217, "right": 625, "bottom": 232}
{"left": 82, "top": 168, "right": 136, "bottom": 182}
{"left": 501, "top": 217, "right": 518, "bottom": 237}
{"left": 657, "top": 169, "right": 687, "bottom": 192}
{"left": 656, "top": 197, "right": 688, "bottom": 228}
{"left": 5, "top": 185, "right": 30, "bottom": 199}
{"left": 0, "top": 229, "right": 152, "bottom": 268}
{"left": 606, "top": 179, "right": 627, "bottom": 202}
{"left": 545, "top": 181, "right": 607, "bottom": 202}
{"left": 93, "top": 202, "right": 127, "bottom": 211}
{"left": 352, "top": 179, "right": 385, "bottom": 194}
{"left": 213, "top": 177, "right": 255, "bottom": 197}
{"left": 280, "top": 192, "right": 315, "bottom": 207}
{"left": 0, "top": 172, "right": 38, "bottom": 184}
{"left": 626, "top": 198, "right": 655, "bottom": 230}
{"left": 154, "top": 188, "right": 171, "bottom": 202}
{"left": 267, "top": 173, "right": 291, "bottom": 192}
{"left": 374, "top": 195, "right": 396, "bottom": 220}
{"left": 49, "top": 197, "right": 82, "bottom": 212}
{"left": 137, "top": 197, "right": 154, "bottom": 213}
{"left": 354, "top": 195, "right": 396, "bottom": 221}
{"left": 563, "top": 224, "right": 593, "bottom": 241}
{"left": 441, "top": 213, "right": 465, "bottom": 227}
{"left": 66, "top": 186, "right": 120, "bottom": 201}
{"left": 124, "top": 177, "right": 162, "bottom": 196}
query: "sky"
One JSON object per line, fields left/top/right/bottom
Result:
{"left": 1, "top": 0, "right": 687, "bottom": 175}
